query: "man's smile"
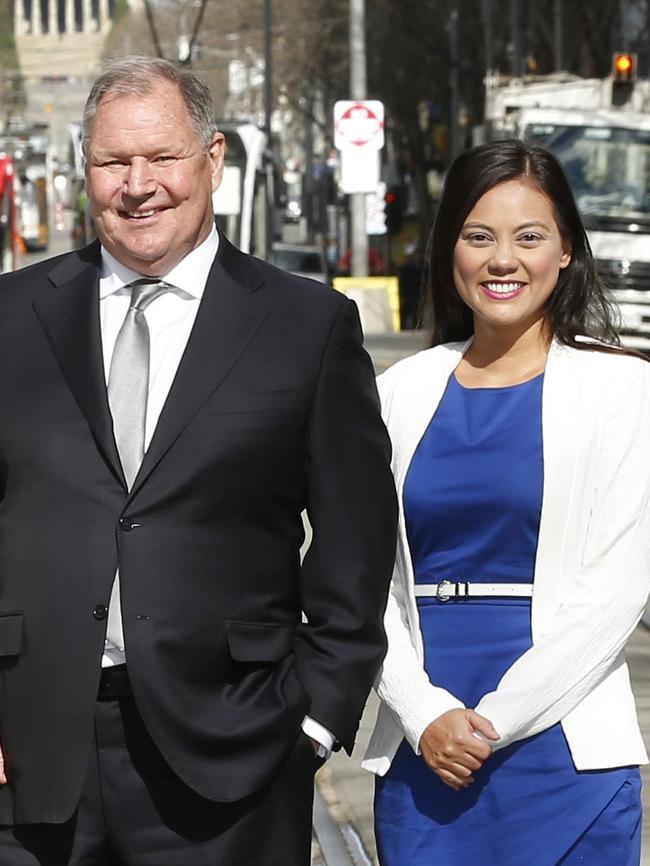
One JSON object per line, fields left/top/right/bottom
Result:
{"left": 122, "top": 208, "right": 161, "bottom": 219}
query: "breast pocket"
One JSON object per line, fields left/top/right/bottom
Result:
{"left": 0, "top": 612, "right": 23, "bottom": 656}
{"left": 210, "top": 389, "right": 296, "bottom": 416}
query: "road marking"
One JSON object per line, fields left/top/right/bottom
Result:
{"left": 313, "top": 787, "right": 373, "bottom": 866}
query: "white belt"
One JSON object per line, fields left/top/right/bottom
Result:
{"left": 415, "top": 581, "right": 534, "bottom": 602}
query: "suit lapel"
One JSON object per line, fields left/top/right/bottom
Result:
{"left": 130, "top": 238, "right": 271, "bottom": 496}
{"left": 32, "top": 236, "right": 270, "bottom": 496}
{"left": 32, "top": 244, "right": 126, "bottom": 487}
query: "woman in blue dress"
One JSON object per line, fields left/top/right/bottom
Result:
{"left": 364, "top": 140, "right": 650, "bottom": 865}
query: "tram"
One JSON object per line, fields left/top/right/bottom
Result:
{"left": 0, "top": 153, "right": 19, "bottom": 273}
{"left": 5, "top": 124, "right": 51, "bottom": 252}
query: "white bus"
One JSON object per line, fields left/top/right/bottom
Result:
{"left": 213, "top": 121, "right": 279, "bottom": 258}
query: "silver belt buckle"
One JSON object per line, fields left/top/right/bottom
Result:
{"left": 436, "top": 580, "right": 454, "bottom": 602}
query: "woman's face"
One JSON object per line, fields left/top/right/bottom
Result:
{"left": 452, "top": 179, "right": 571, "bottom": 337}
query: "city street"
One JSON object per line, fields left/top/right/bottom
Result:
{"left": 5, "top": 1, "right": 650, "bottom": 862}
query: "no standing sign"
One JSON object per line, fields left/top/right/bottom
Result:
{"left": 334, "top": 100, "right": 385, "bottom": 194}
{"left": 334, "top": 100, "right": 385, "bottom": 151}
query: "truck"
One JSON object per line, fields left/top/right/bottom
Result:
{"left": 484, "top": 56, "right": 650, "bottom": 351}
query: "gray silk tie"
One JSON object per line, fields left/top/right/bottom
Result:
{"left": 105, "top": 278, "right": 171, "bottom": 651}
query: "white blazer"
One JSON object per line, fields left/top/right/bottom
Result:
{"left": 364, "top": 339, "right": 650, "bottom": 775}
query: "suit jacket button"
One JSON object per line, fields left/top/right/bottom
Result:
{"left": 119, "top": 517, "right": 134, "bottom": 532}
{"left": 93, "top": 604, "right": 108, "bottom": 620}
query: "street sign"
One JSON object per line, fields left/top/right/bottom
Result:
{"left": 334, "top": 100, "right": 385, "bottom": 151}
{"left": 366, "top": 181, "right": 387, "bottom": 235}
{"left": 339, "top": 148, "right": 380, "bottom": 194}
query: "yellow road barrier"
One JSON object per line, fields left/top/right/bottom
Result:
{"left": 333, "top": 276, "right": 400, "bottom": 333}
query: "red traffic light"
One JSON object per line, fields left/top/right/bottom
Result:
{"left": 612, "top": 52, "right": 637, "bottom": 81}
{"left": 384, "top": 186, "right": 404, "bottom": 235}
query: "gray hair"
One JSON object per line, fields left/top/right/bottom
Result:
{"left": 82, "top": 55, "right": 218, "bottom": 154}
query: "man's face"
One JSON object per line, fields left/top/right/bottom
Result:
{"left": 85, "top": 80, "right": 225, "bottom": 275}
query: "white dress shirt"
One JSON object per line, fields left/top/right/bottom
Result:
{"left": 98, "top": 228, "right": 332, "bottom": 756}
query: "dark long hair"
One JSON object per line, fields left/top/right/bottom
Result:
{"left": 424, "top": 139, "right": 620, "bottom": 350}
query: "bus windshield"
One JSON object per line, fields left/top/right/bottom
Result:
{"left": 212, "top": 122, "right": 270, "bottom": 256}
{"left": 523, "top": 123, "right": 650, "bottom": 231}
{"left": 213, "top": 131, "right": 246, "bottom": 247}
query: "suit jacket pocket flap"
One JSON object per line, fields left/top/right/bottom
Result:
{"left": 0, "top": 612, "right": 23, "bottom": 656}
{"left": 224, "top": 621, "right": 295, "bottom": 662}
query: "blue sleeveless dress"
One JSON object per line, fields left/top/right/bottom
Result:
{"left": 374, "top": 373, "right": 641, "bottom": 866}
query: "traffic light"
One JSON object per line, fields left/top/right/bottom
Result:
{"left": 384, "top": 186, "right": 404, "bottom": 235}
{"left": 611, "top": 52, "right": 637, "bottom": 106}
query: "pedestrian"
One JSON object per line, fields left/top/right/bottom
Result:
{"left": 397, "top": 241, "right": 422, "bottom": 329}
{"left": 0, "top": 55, "right": 397, "bottom": 866}
{"left": 363, "top": 138, "right": 650, "bottom": 865}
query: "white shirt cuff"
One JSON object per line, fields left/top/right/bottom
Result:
{"left": 301, "top": 715, "right": 335, "bottom": 759}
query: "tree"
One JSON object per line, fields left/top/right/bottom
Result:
{"left": 0, "top": 0, "right": 26, "bottom": 121}
{"left": 101, "top": 0, "right": 650, "bottom": 248}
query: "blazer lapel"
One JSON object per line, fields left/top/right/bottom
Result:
{"left": 385, "top": 340, "right": 470, "bottom": 494}
{"left": 131, "top": 241, "right": 271, "bottom": 496}
{"left": 382, "top": 341, "right": 469, "bottom": 651}
{"left": 32, "top": 244, "right": 126, "bottom": 487}
{"left": 531, "top": 340, "right": 583, "bottom": 635}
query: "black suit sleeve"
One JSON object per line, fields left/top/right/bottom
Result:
{"left": 295, "top": 298, "right": 397, "bottom": 754}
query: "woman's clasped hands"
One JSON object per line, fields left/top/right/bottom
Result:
{"left": 419, "top": 709, "right": 499, "bottom": 791}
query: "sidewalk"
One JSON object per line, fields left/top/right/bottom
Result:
{"left": 318, "top": 622, "right": 650, "bottom": 865}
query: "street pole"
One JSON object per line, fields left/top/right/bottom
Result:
{"left": 481, "top": 0, "right": 493, "bottom": 73}
{"left": 263, "top": 0, "right": 272, "bottom": 139}
{"left": 349, "top": 0, "right": 368, "bottom": 278}
{"left": 304, "top": 91, "right": 315, "bottom": 243}
{"left": 553, "top": 0, "right": 563, "bottom": 71}
{"left": 619, "top": 0, "right": 629, "bottom": 50}
{"left": 448, "top": 6, "right": 460, "bottom": 160}
{"left": 511, "top": 0, "right": 524, "bottom": 78}
{"left": 263, "top": 0, "right": 273, "bottom": 257}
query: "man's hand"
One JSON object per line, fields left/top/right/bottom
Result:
{"left": 0, "top": 744, "right": 6, "bottom": 785}
{"left": 419, "top": 708, "right": 499, "bottom": 791}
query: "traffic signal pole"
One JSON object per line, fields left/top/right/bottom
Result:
{"left": 553, "top": 0, "right": 563, "bottom": 71}
{"left": 263, "top": 0, "right": 274, "bottom": 259}
{"left": 349, "top": 0, "right": 369, "bottom": 278}
{"left": 449, "top": 6, "right": 460, "bottom": 160}
{"left": 511, "top": 0, "right": 524, "bottom": 78}
{"left": 263, "top": 0, "right": 272, "bottom": 141}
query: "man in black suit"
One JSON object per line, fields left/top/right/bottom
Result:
{"left": 0, "top": 56, "right": 397, "bottom": 865}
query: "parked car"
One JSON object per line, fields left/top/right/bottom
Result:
{"left": 268, "top": 242, "right": 330, "bottom": 284}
